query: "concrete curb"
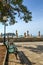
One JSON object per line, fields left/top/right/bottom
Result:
{"left": 3, "top": 50, "right": 7, "bottom": 65}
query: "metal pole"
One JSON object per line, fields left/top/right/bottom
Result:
{"left": 4, "top": 23, "right": 6, "bottom": 45}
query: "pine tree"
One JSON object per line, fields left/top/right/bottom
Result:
{"left": 0, "top": 0, "right": 32, "bottom": 24}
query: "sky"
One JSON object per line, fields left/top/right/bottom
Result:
{"left": 0, "top": 0, "right": 43, "bottom": 36}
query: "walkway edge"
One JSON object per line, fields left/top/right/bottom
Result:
{"left": 3, "top": 50, "right": 7, "bottom": 65}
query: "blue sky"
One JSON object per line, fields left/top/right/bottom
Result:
{"left": 0, "top": 0, "right": 43, "bottom": 36}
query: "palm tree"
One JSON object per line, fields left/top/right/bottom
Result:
{"left": 0, "top": 0, "right": 32, "bottom": 23}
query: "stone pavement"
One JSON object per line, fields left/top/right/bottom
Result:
{"left": 8, "top": 52, "right": 32, "bottom": 65}
{"left": 0, "top": 45, "right": 7, "bottom": 65}
{"left": 15, "top": 42, "right": 43, "bottom": 65}
{"left": 1, "top": 42, "right": 43, "bottom": 65}
{"left": 8, "top": 54, "right": 22, "bottom": 65}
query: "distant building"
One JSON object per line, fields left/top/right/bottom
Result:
{"left": 41, "top": 35, "right": 43, "bottom": 38}
{"left": 16, "top": 30, "right": 18, "bottom": 38}
{"left": 38, "top": 31, "right": 40, "bottom": 36}
{"left": 26, "top": 31, "right": 32, "bottom": 38}
{"left": 24, "top": 32, "right": 26, "bottom": 38}
{"left": 31, "top": 34, "right": 32, "bottom": 36}
{"left": 27, "top": 30, "right": 29, "bottom": 37}
{"left": 37, "top": 31, "right": 41, "bottom": 38}
{"left": 0, "top": 33, "right": 2, "bottom": 38}
{"left": 19, "top": 35, "right": 23, "bottom": 38}
{"left": 1, "top": 33, "right": 15, "bottom": 38}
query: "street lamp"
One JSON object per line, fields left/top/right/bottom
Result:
{"left": 3, "top": 16, "right": 8, "bottom": 45}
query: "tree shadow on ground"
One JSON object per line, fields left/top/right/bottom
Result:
{"left": 24, "top": 45, "right": 43, "bottom": 54}
{"left": 16, "top": 45, "right": 22, "bottom": 47}
{"left": 18, "top": 51, "right": 32, "bottom": 65}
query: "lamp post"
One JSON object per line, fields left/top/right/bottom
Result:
{"left": 3, "top": 16, "right": 8, "bottom": 45}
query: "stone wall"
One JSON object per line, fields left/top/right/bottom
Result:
{"left": 0, "top": 37, "right": 43, "bottom": 42}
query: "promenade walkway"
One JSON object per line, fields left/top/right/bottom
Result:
{"left": 0, "top": 42, "right": 43, "bottom": 65}
{"left": 15, "top": 42, "right": 43, "bottom": 65}
{"left": 8, "top": 53, "right": 22, "bottom": 65}
{"left": 0, "top": 45, "right": 7, "bottom": 65}
{"left": 8, "top": 52, "right": 32, "bottom": 65}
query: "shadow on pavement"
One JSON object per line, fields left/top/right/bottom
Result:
{"left": 18, "top": 51, "right": 32, "bottom": 65}
{"left": 24, "top": 45, "right": 43, "bottom": 54}
{"left": 16, "top": 45, "right": 22, "bottom": 47}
